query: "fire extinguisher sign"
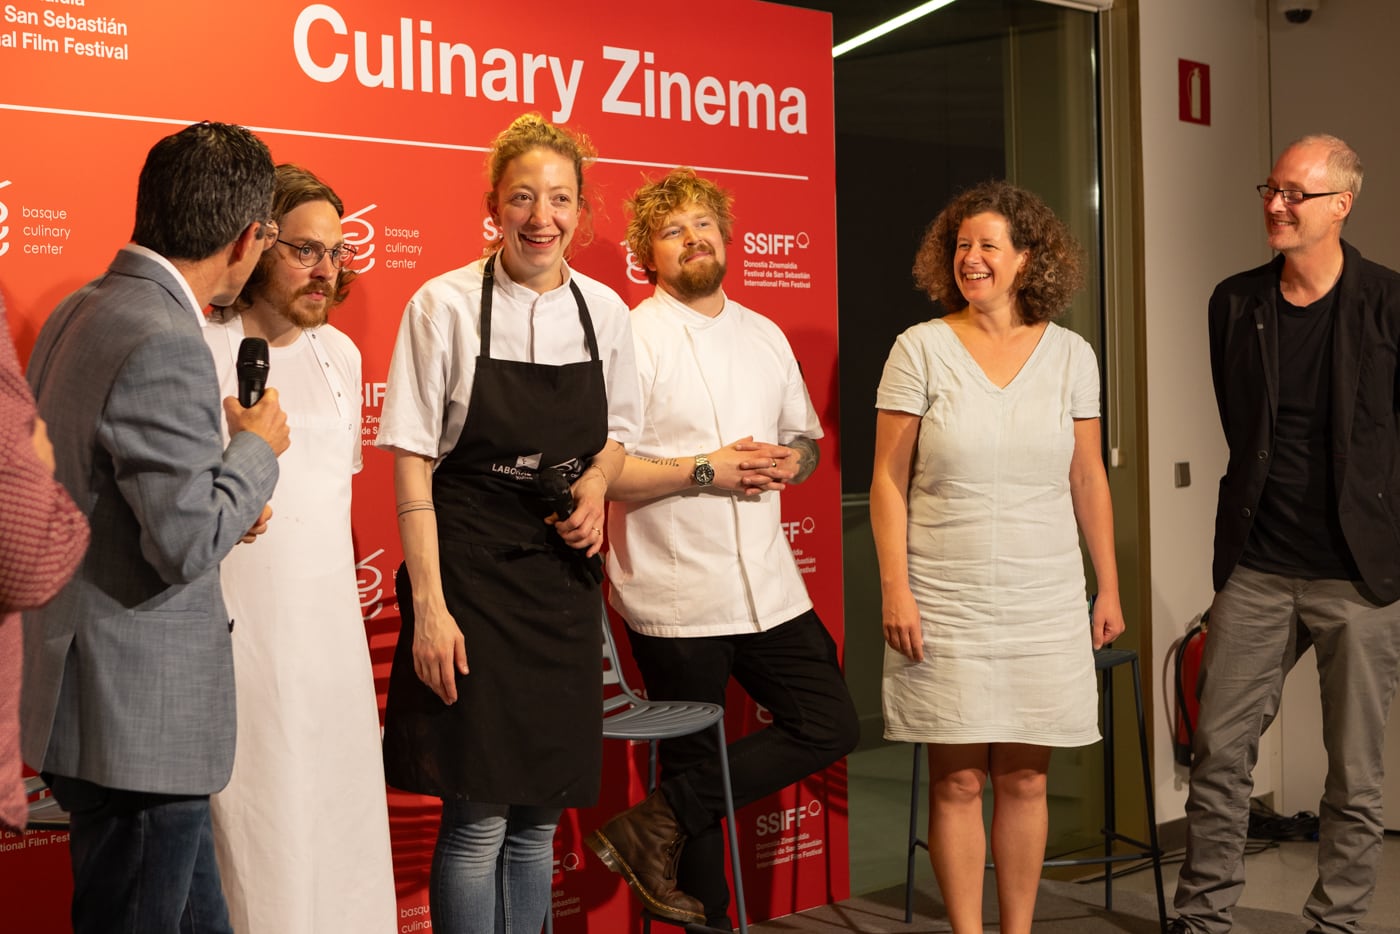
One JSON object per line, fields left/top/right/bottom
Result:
{"left": 1179, "top": 59, "right": 1211, "bottom": 126}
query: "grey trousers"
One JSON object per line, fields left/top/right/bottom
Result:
{"left": 1173, "top": 566, "right": 1400, "bottom": 934}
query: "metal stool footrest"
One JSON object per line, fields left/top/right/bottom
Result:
{"left": 901, "top": 647, "right": 1167, "bottom": 934}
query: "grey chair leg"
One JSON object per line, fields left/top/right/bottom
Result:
{"left": 638, "top": 727, "right": 747, "bottom": 934}
{"left": 715, "top": 722, "right": 749, "bottom": 934}
{"left": 1103, "top": 661, "right": 1117, "bottom": 910}
{"left": 1130, "top": 656, "right": 1169, "bottom": 934}
{"left": 905, "top": 742, "right": 925, "bottom": 923}
{"left": 643, "top": 740, "right": 659, "bottom": 934}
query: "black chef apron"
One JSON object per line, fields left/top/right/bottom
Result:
{"left": 383, "top": 253, "right": 607, "bottom": 807}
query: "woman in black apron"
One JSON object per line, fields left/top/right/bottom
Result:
{"left": 378, "top": 114, "right": 638, "bottom": 934}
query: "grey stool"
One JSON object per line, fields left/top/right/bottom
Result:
{"left": 546, "top": 606, "right": 746, "bottom": 934}
{"left": 903, "top": 647, "right": 1167, "bottom": 933}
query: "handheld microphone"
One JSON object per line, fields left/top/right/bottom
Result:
{"left": 236, "top": 337, "right": 270, "bottom": 407}
{"left": 537, "top": 467, "right": 605, "bottom": 584}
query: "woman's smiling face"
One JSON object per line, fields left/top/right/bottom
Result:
{"left": 491, "top": 147, "right": 580, "bottom": 293}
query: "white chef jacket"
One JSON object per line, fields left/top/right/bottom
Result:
{"left": 204, "top": 315, "right": 397, "bottom": 934}
{"left": 606, "top": 288, "right": 823, "bottom": 637}
{"left": 377, "top": 256, "right": 641, "bottom": 462}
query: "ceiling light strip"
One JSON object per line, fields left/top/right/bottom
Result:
{"left": 831, "top": 0, "right": 1111, "bottom": 59}
{"left": 831, "top": 0, "right": 957, "bottom": 58}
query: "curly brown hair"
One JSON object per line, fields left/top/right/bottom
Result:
{"left": 625, "top": 168, "right": 735, "bottom": 284}
{"left": 214, "top": 163, "right": 357, "bottom": 318}
{"left": 484, "top": 112, "right": 597, "bottom": 254}
{"left": 912, "top": 180, "right": 1082, "bottom": 323}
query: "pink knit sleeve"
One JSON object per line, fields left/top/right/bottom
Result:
{"left": 0, "top": 306, "right": 88, "bottom": 613}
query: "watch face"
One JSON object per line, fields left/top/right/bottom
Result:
{"left": 694, "top": 462, "right": 715, "bottom": 485}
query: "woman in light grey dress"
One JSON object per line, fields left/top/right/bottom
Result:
{"left": 870, "top": 181, "right": 1124, "bottom": 934}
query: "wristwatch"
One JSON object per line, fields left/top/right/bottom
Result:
{"left": 692, "top": 454, "right": 715, "bottom": 487}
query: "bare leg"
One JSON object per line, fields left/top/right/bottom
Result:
{"left": 927, "top": 743, "right": 990, "bottom": 934}
{"left": 988, "top": 743, "right": 1052, "bottom": 934}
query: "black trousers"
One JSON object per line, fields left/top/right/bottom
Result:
{"left": 626, "top": 610, "right": 860, "bottom": 924}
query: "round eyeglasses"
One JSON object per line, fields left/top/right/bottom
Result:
{"left": 1256, "top": 184, "right": 1343, "bottom": 205}
{"left": 277, "top": 239, "right": 358, "bottom": 268}
{"left": 257, "top": 220, "right": 280, "bottom": 252}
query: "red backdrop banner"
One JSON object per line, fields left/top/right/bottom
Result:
{"left": 0, "top": 1, "right": 844, "bottom": 929}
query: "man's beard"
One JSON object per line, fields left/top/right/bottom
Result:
{"left": 665, "top": 250, "right": 726, "bottom": 302}
{"left": 270, "top": 283, "right": 333, "bottom": 330}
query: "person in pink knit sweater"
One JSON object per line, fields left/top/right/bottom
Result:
{"left": 0, "top": 293, "right": 88, "bottom": 833}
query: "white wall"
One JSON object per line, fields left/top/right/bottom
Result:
{"left": 1136, "top": 0, "right": 1270, "bottom": 821}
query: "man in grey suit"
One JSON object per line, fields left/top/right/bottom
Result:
{"left": 22, "top": 121, "right": 290, "bottom": 934}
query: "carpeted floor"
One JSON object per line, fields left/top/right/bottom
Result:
{"left": 747, "top": 875, "right": 1400, "bottom": 933}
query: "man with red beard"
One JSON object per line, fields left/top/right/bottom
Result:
{"left": 586, "top": 168, "right": 858, "bottom": 931}
{"left": 203, "top": 165, "right": 396, "bottom": 934}
{"left": 1170, "top": 135, "right": 1400, "bottom": 934}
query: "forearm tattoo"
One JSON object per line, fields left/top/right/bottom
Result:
{"left": 634, "top": 455, "right": 682, "bottom": 468}
{"left": 396, "top": 499, "right": 436, "bottom": 517}
{"left": 790, "top": 437, "right": 820, "bottom": 483}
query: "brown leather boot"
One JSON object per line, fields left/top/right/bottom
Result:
{"left": 586, "top": 790, "right": 705, "bottom": 925}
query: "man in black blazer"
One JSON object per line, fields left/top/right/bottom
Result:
{"left": 24, "top": 123, "right": 289, "bottom": 934}
{"left": 1171, "top": 135, "right": 1400, "bottom": 934}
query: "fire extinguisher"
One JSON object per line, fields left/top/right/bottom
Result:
{"left": 1173, "top": 611, "right": 1208, "bottom": 766}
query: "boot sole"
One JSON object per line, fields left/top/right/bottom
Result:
{"left": 585, "top": 829, "right": 705, "bottom": 925}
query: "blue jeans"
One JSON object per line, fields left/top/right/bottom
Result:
{"left": 430, "top": 800, "right": 561, "bottom": 934}
{"left": 47, "top": 774, "right": 232, "bottom": 934}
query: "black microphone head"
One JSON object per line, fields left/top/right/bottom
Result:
{"left": 236, "top": 337, "right": 270, "bottom": 407}
{"left": 536, "top": 467, "right": 574, "bottom": 518}
{"left": 537, "top": 466, "right": 602, "bottom": 583}
{"left": 536, "top": 467, "right": 571, "bottom": 500}
{"left": 236, "top": 337, "right": 270, "bottom": 373}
